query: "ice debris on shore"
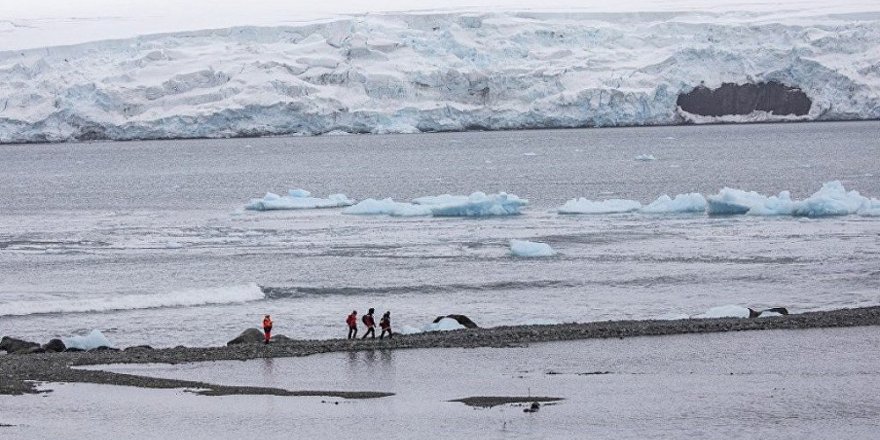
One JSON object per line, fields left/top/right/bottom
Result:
{"left": 559, "top": 182, "right": 877, "bottom": 217}
{"left": 509, "top": 240, "right": 556, "bottom": 257}
{"left": 696, "top": 305, "right": 752, "bottom": 319}
{"left": 63, "top": 329, "right": 114, "bottom": 351}
{"left": 246, "top": 190, "right": 354, "bottom": 211}
{"left": 344, "top": 192, "right": 527, "bottom": 217}
{"left": 398, "top": 318, "right": 468, "bottom": 335}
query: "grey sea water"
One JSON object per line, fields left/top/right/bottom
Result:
{"left": 1, "top": 121, "right": 879, "bottom": 347}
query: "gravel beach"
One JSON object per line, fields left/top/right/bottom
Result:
{"left": 2, "top": 306, "right": 879, "bottom": 397}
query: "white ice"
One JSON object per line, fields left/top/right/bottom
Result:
{"left": 62, "top": 329, "right": 114, "bottom": 350}
{"left": 245, "top": 190, "right": 354, "bottom": 211}
{"left": 635, "top": 154, "right": 657, "bottom": 161}
{"left": 344, "top": 192, "right": 527, "bottom": 217}
{"left": 509, "top": 239, "right": 556, "bottom": 257}
{"left": 641, "top": 193, "right": 707, "bottom": 214}
{"left": 707, "top": 181, "right": 880, "bottom": 217}
{"left": 2, "top": 3, "right": 879, "bottom": 142}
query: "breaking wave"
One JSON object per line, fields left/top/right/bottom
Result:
{"left": 0, "top": 284, "right": 265, "bottom": 316}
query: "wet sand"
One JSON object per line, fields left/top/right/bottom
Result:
{"left": 2, "top": 306, "right": 879, "bottom": 397}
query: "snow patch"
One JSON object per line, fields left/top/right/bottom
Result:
{"left": 510, "top": 239, "right": 556, "bottom": 257}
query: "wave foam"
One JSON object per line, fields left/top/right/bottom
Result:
{"left": 0, "top": 284, "right": 265, "bottom": 316}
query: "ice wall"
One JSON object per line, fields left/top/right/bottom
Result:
{"left": 1, "top": 10, "right": 879, "bottom": 143}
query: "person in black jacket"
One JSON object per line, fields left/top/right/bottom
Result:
{"left": 361, "top": 308, "right": 376, "bottom": 339}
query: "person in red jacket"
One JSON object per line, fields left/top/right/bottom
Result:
{"left": 361, "top": 308, "right": 376, "bottom": 339}
{"left": 379, "top": 311, "right": 392, "bottom": 339}
{"left": 262, "top": 315, "right": 273, "bottom": 344}
{"left": 346, "top": 310, "right": 358, "bottom": 339}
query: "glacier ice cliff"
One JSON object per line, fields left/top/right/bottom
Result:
{"left": 1, "top": 10, "right": 879, "bottom": 143}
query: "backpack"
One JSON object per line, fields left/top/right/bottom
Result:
{"left": 362, "top": 314, "right": 369, "bottom": 325}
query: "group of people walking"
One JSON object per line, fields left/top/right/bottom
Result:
{"left": 346, "top": 308, "right": 392, "bottom": 339}
{"left": 259, "top": 309, "right": 392, "bottom": 344}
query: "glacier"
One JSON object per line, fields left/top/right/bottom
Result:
{"left": 245, "top": 190, "right": 354, "bottom": 211}
{"left": 344, "top": 192, "right": 527, "bottom": 217}
{"left": 1, "top": 6, "right": 880, "bottom": 143}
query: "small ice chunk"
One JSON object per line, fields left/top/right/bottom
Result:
{"left": 63, "top": 329, "right": 114, "bottom": 350}
{"left": 558, "top": 198, "right": 642, "bottom": 214}
{"left": 641, "top": 193, "right": 707, "bottom": 214}
{"left": 429, "top": 192, "right": 527, "bottom": 217}
{"left": 423, "top": 318, "right": 466, "bottom": 332}
{"left": 635, "top": 154, "right": 657, "bottom": 161}
{"left": 510, "top": 239, "right": 556, "bottom": 257}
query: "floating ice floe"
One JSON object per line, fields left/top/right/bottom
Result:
{"left": 635, "top": 154, "right": 657, "bottom": 161}
{"left": 641, "top": 193, "right": 707, "bottom": 214}
{"left": 510, "top": 239, "right": 556, "bottom": 257}
{"left": 63, "top": 329, "right": 114, "bottom": 350}
{"left": 344, "top": 192, "right": 527, "bottom": 217}
{"left": 245, "top": 189, "right": 354, "bottom": 211}
{"left": 707, "top": 181, "right": 880, "bottom": 217}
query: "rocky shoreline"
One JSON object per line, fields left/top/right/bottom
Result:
{"left": 2, "top": 306, "right": 879, "bottom": 397}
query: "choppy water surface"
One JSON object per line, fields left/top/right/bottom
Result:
{"left": 1, "top": 122, "right": 879, "bottom": 346}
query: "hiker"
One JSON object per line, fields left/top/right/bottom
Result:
{"left": 262, "top": 314, "right": 273, "bottom": 344}
{"left": 362, "top": 308, "right": 376, "bottom": 339}
{"left": 379, "top": 311, "right": 392, "bottom": 339}
{"left": 346, "top": 310, "right": 358, "bottom": 339}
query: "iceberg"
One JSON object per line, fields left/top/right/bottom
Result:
{"left": 246, "top": 190, "right": 354, "bottom": 211}
{"left": 707, "top": 181, "right": 879, "bottom": 217}
{"left": 342, "top": 198, "right": 432, "bottom": 217}
{"left": 344, "top": 192, "right": 527, "bottom": 217}
{"left": 63, "top": 329, "right": 114, "bottom": 350}
{"left": 641, "top": 193, "right": 707, "bottom": 214}
{"left": 558, "top": 198, "right": 642, "bottom": 214}
{"left": 510, "top": 239, "right": 556, "bottom": 257}
{"left": 635, "top": 154, "right": 657, "bottom": 161}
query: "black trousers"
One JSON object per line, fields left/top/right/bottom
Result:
{"left": 348, "top": 327, "right": 357, "bottom": 339}
{"left": 362, "top": 327, "right": 375, "bottom": 339}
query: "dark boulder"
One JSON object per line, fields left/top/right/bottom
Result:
{"left": 227, "top": 328, "right": 265, "bottom": 346}
{"left": 89, "top": 346, "right": 120, "bottom": 352}
{"left": 0, "top": 337, "right": 40, "bottom": 354}
{"left": 42, "top": 339, "right": 66, "bottom": 353}
{"left": 677, "top": 81, "right": 811, "bottom": 117}
{"left": 433, "top": 314, "right": 479, "bottom": 329}
{"left": 64, "top": 347, "right": 84, "bottom": 353}
{"left": 124, "top": 345, "right": 154, "bottom": 351}
{"left": 18, "top": 346, "right": 46, "bottom": 355}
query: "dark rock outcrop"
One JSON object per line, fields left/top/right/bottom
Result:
{"left": 124, "top": 345, "right": 154, "bottom": 352}
{"left": 677, "top": 81, "right": 811, "bottom": 117}
{"left": 433, "top": 314, "right": 479, "bottom": 329}
{"left": 271, "top": 335, "right": 294, "bottom": 344}
{"left": 227, "top": 328, "right": 265, "bottom": 346}
{"left": 42, "top": 339, "right": 66, "bottom": 353}
{"left": 0, "top": 337, "right": 40, "bottom": 354}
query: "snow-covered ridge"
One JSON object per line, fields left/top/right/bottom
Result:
{"left": 2, "top": 9, "right": 879, "bottom": 143}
